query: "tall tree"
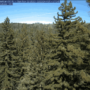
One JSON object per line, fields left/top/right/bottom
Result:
{"left": 12, "top": 24, "right": 33, "bottom": 89}
{"left": 0, "top": 17, "right": 24, "bottom": 90}
{"left": 16, "top": 27, "right": 56, "bottom": 90}
{"left": 16, "top": 26, "right": 41, "bottom": 90}
{"left": 14, "top": 24, "right": 31, "bottom": 64}
{"left": 42, "top": 0, "right": 90, "bottom": 90}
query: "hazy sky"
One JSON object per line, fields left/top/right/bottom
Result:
{"left": 0, "top": 0, "right": 90, "bottom": 24}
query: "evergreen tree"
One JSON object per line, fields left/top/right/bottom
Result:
{"left": 0, "top": 17, "right": 23, "bottom": 90}
{"left": 16, "top": 26, "right": 40, "bottom": 90}
{"left": 16, "top": 27, "right": 55, "bottom": 90}
{"left": 42, "top": 0, "right": 90, "bottom": 90}
{"left": 12, "top": 24, "right": 32, "bottom": 90}
{"left": 14, "top": 24, "right": 31, "bottom": 64}
{"left": 34, "top": 29, "right": 55, "bottom": 90}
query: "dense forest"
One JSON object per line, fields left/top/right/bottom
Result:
{"left": 0, "top": 0, "right": 90, "bottom": 90}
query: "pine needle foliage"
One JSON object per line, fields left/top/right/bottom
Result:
{"left": 16, "top": 27, "right": 55, "bottom": 90}
{"left": 42, "top": 0, "right": 90, "bottom": 90}
{"left": 13, "top": 24, "right": 33, "bottom": 90}
{"left": 0, "top": 17, "right": 23, "bottom": 90}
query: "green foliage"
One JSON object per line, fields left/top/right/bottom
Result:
{"left": 0, "top": 17, "right": 23, "bottom": 90}
{"left": 12, "top": 24, "right": 33, "bottom": 90}
{"left": 42, "top": 0, "right": 90, "bottom": 90}
{"left": 0, "top": 1, "right": 90, "bottom": 90}
{"left": 14, "top": 24, "right": 31, "bottom": 71}
{"left": 16, "top": 27, "right": 53, "bottom": 90}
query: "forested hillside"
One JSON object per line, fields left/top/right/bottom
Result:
{"left": 0, "top": 0, "right": 90, "bottom": 90}
{"left": 0, "top": 21, "right": 90, "bottom": 35}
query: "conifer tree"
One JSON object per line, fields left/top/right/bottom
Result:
{"left": 0, "top": 17, "right": 24, "bottom": 90}
{"left": 34, "top": 29, "right": 54, "bottom": 90}
{"left": 14, "top": 24, "right": 31, "bottom": 64}
{"left": 42, "top": 0, "right": 90, "bottom": 90}
{"left": 16, "top": 27, "right": 56, "bottom": 90}
{"left": 16, "top": 26, "right": 39, "bottom": 90}
{"left": 12, "top": 24, "right": 33, "bottom": 90}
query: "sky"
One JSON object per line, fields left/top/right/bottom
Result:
{"left": 0, "top": 0, "right": 90, "bottom": 24}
